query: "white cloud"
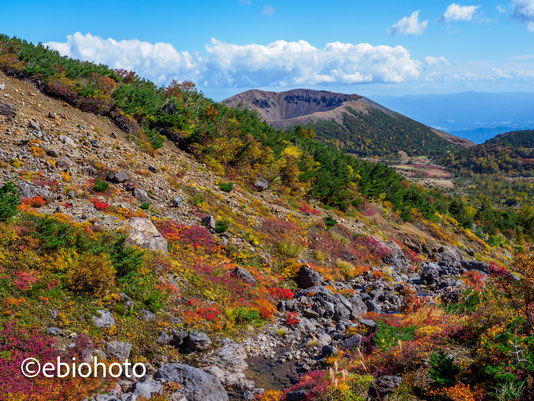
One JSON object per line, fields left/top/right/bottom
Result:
{"left": 512, "top": 0, "right": 534, "bottom": 31}
{"left": 45, "top": 33, "right": 423, "bottom": 88}
{"left": 497, "top": 4, "right": 506, "bottom": 13}
{"left": 262, "top": 5, "right": 276, "bottom": 16}
{"left": 442, "top": 3, "right": 479, "bottom": 22}
{"left": 238, "top": 0, "right": 251, "bottom": 5}
{"left": 45, "top": 32, "right": 199, "bottom": 84}
{"left": 425, "top": 56, "right": 449, "bottom": 65}
{"left": 388, "top": 10, "right": 428, "bottom": 35}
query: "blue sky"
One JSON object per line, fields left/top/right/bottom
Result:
{"left": 1, "top": 0, "right": 534, "bottom": 99}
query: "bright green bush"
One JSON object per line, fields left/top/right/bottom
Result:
{"left": 0, "top": 182, "right": 20, "bottom": 221}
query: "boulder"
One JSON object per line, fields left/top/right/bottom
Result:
{"left": 171, "top": 196, "right": 184, "bottom": 208}
{"left": 233, "top": 266, "right": 256, "bottom": 285}
{"left": 109, "top": 171, "right": 129, "bottom": 183}
{"left": 296, "top": 266, "right": 323, "bottom": 289}
{"left": 368, "top": 376, "right": 403, "bottom": 399}
{"left": 155, "top": 363, "right": 229, "bottom": 401}
{"left": 92, "top": 310, "right": 115, "bottom": 329}
{"left": 202, "top": 215, "right": 216, "bottom": 230}
{"left": 129, "top": 377, "right": 163, "bottom": 399}
{"left": 382, "top": 240, "right": 409, "bottom": 270}
{"left": 253, "top": 178, "right": 269, "bottom": 192}
{"left": 56, "top": 156, "right": 71, "bottom": 171}
{"left": 348, "top": 295, "right": 367, "bottom": 319}
{"left": 184, "top": 331, "right": 212, "bottom": 351}
{"left": 106, "top": 341, "right": 132, "bottom": 361}
{"left": 461, "top": 260, "right": 490, "bottom": 273}
{"left": 17, "top": 180, "right": 51, "bottom": 200}
{"left": 133, "top": 188, "right": 150, "bottom": 203}
{"left": 339, "top": 334, "right": 362, "bottom": 351}
{"left": 125, "top": 218, "right": 168, "bottom": 255}
{"left": 420, "top": 262, "right": 440, "bottom": 285}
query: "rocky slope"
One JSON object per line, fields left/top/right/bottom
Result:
{"left": 223, "top": 89, "right": 474, "bottom": 157}
{"left": 0, "top": 67, "right": 508, "bottom": 401}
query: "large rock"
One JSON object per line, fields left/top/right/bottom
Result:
{"left": 233, "top": 266, "right": 256, "bottom": 285}
{"left": 125, "top": 218, "right": 168, "bottom": 255}
{"left": 296, "top": 266, "right": 323, "bottom": 289}
{"left": 461, "top": 260, "right": 490, "bottom": 273}
{"left": 420, "top": 262, "right": 440, "bottom": 285}
{"left": 368, "top": 376, "right": 403, "bottom": 399}
{"left": 382, "top": 240, "right": 409, "bottom": 271}
{"left": 202, "top": 215, "right": 216, "bottom": 230}
{"left": 339, "top": 334, "right": 362, "bottom": 351}
{"left": 438, "top": 246, "right": 462, "bottom": 270}
{"left": 106, "top": 341, "right": 132, "bottom": 361}
{"left": 184, "top": 331, "right": 212, "bottom": 351}
{"left": 17, "top": 181, "right": 51, "bottom": 200}
{"left": 133, "top": 188, "right": 150, "bottom": 203}
{"left": 92, "top": 310, "right": 115, "bottom": 328}
{"left": 253, "top": 178, "right": 269, "bottom": 192}
{"left": 155, "top": 363, "right": 229, "bottom": 401}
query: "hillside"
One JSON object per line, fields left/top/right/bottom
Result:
{"left": 440, "top": 130, "right": 534, "bottom": 177}
{"left": 223, "top": 89, "right": 474, "bottom": 157}
{"left": 1, "top": 35, "right": 534, "bottom": 401}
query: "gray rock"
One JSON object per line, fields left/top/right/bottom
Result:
{"left": 348, "top": 295, "right": 367, "bottom": 318}
{"left": 253, "top": 178, "right": 269, "bottom": 192}
{"left": 28, "top": 120, "right": 40, "bottom": 131}
{"left": 148, "top": 165, "right": 158, "bottom": 173}
{"left": 233, "top": 266, "right": 256, "bottom": 285}
{"left": 296, "top": 266, "right": 323, "bottom": 289}
{"left": 110, "top": 172, "right": 129, "bottom": 183}
{"left": 46, "top": 327, "right": 62, "bottom": 336}
{"left": 129, "top": 377, "right": 163, "bottom": 399}
{"left": 359, "top": 318, "right": 377, "bottom": 330}
{"left": 461, "top": 260, "right": 490, "bottom": 273}
{"left": 125, "top": 218, "right": 168, "bottom": 255}
{"left": 155, "top": 363, "right": 229, "bottom": 401}
{"left": 320, "top": 345, "right": 338, "bottom": 357}
{"left": 93, "top": 310, "right": 115, "bottom": 328}
{"left": 156, "top": 331, "right": 172, "bottom": 345}
{"left": 369, "top": 375, "right": 403, "bottom": 399}
{"left": 365, "top": 300, "right": 381, "bottom": 313}
{"left": 107, "top": 341, "right": 132, "bottom": 361}
{"left": 339, "top": 334, "right": 362, "bottom": 351}
{"left": 382, "top": 240, "right": 409, "bottom": 270}
{"left": 133, "top": 188, "right": 150, "bottom": 203}
{"left": 138, "top": 309, "right": 156, "bottom": 320}
{"left": 171, "top": 196, "right": 184, "bottom": 208}
{"left": 46, "top": 149, "right": 59, "bottom": 157}
{"left": 56, "top": 156, "right": 71, "bottom": 171}
{"left": 420, "top": 262, "right": 441, "bottom": 285}
{"left": 185, "top": 331, "right": 212, "bottom": 351}
{"left": 202, "top": 215, "right": 216, "bottom": 230}
{"left": 17, "top": 180, "right": 51, "bottom": 199}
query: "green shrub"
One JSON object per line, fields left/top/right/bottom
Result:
{"left": 429, "top": 351, "right": 460, "bottom": 386}
{"left": 110, "top": 236, "right": 144, "bottom": 278}
{"left": 218, "top": 182, "right": 234, "bottom": 192}
{"left": 0, "top": 182, "right": 20, "bottom": 221}
{"left": 93, "top": 178, "right": 109, "bottom": 192}
{"left": 324, "top": 216, "right": 337, "bottom": 229}
{"left": 374, "top": 320, "right": 416, "bottom": 351}
{"left": 214, "top": 220, "right": 230, "bottom": 233}
{"left": 144, "top": 292, "right": 164, "bottom": 313}
{"left": 140, "top": 202, "right": 150, "bottom": 210}
{"left": 234, "top": 307, "right": 261, "bottom": 324}
{"left": 276, "top": 240, "right": 302, "bottom": 258}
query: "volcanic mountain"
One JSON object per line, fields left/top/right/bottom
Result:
{"left": 223, "top": 89, "right": 474, "bottom": 157}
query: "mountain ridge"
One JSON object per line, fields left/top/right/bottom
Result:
{"left": 223, "top": 88, "right": 474, "bottom": 157}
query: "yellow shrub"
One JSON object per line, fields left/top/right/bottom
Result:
{"left": 335, "top": 259, "right": 356, "bottom": 279}
{"left": 66, "top": 252, "right": 116, "bottom": 296}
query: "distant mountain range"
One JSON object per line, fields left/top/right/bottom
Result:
{"left": 439, "top": 130, "right": 534, "bottom": 177}
{"left": 371, "top": 92, "right": 534, "bottom": 143}
{"left": 223, "top": 89, "right": 473, "bottom": 158}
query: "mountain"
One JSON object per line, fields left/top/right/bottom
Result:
{"left": 223, "top": 89, "right": 474, "bottom": 157}
{"left": 439, "top": 129, "right": 534, "bottom": 176}
{"left": 372, "top": 92, "right": 534, "bottom": 143}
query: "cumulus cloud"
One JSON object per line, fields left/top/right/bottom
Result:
{"left": 442, "top": 3, "right": 479, "bottom": 22}
{"left": 45, "top": 32, "right": 199, "bottom": 84}
{"left": 45, "top": 33, "right": 423, "bottom": 88}
{"left": 512, "top": 0, "right": 534, "bottom": 31}
{"left": 262, "top": 5, "right": 276, "bottom": 16}
{"left": 388, "top": 11, "right": 428, "bottom": 35}
{"left": 497, "top": 4, "right": 506, "bottom": 13}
